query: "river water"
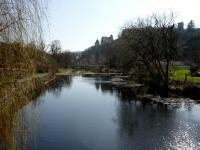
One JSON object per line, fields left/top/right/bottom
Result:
{"left": 1, "top": 75, "right": 200, "bottom": 150}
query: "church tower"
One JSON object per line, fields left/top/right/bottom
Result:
{"left": 95, "top": 39, "right": 100, "bottom": 47}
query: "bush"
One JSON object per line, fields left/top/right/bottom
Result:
{"left": 190, "top": 66, "right": 198, "bottom": 74}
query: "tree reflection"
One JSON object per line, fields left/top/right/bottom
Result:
{"left": 0, "top": 75, "right": 73, "bottom": 149}
{"left": 115, "top": 101, "right": 181, "bottom": 149}
{"left": 90, "top": 76, "right": 192, "bottom": 149}
{"left": 0, "top": 79, "right": 44, "bottom": 150}
{"left": 47, "top": 75, "right": 73, "bottom": 97}
{"left": 93, "top": 77, "right": 137, "bottom": 101}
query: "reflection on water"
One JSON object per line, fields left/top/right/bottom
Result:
{"left": 47, "top": 75, "right": 73, "bottom": 97}
{"left": 116, "top": 102, "right": 200, "bottom": 149}
{"left": 1, "top": 75, "right": 200, "bottom": 150}
{"left": 0, "top": 78, "right": 45, "bottom": 150}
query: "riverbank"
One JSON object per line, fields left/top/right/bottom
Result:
{"left": 52, "top": 68, "right": 200, "bottom": 105}
{"left": 0, "top": 73, "right": 55, "bottom": 106}
{"left": 3, "top": 75, "right": 200, "bottom": 150}
{"left": 0, "top": 73, "right": 56, "bottom": 149}
{"left": 0, "top": 73, "right": 56, "bottom": 119}
{"left": 171, "top": 66, "right": 200, "bottom": 83}
{"left": 56, "top": 68, "right": 127, "bottom": 76}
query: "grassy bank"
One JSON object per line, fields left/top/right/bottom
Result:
{"left": 171, "top": 66, "right": 200, "bottom": 83}
{"left": 57, "top": 67, "right": 200, "bottom": 84}
{"left": 0, "top": 76, "right": 47, "bottom": 149}
{"left": 57, "top": 68, "right": 95, "bottom": 75}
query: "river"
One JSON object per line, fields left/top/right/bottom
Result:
{"left": 1, "top": 75, "right": 200, "bottom": 150}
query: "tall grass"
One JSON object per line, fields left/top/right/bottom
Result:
{"left": 0, "top": 77, "right": 45, "bottom": 149}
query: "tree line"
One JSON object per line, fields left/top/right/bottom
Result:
{"left": 1, "top": 2, "right": 200, "bottom": 96}
{"left": 67, "top": 14, "right": 200, "bottom": 96}
{"left": 0, "top": 0, "right": 56, "bottom": 80}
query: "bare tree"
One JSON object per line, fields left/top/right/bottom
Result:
{"left": 0, "top": 0, "right": 47, "bottom": 43}
{"left": 122, "top": 13, "right": 179, "bottom": 95}
{"left": 49, "top": 40, "right": 62, "bottom": 63}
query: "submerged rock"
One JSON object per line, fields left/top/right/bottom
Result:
{"left": 109, "top": 76, "right": 143, "bottom": 88}
{"left": 138, "top": 94, "right": 196, "bottom": 106}
{"left": 111, "top": 78, "right": 124, "bottom": 82}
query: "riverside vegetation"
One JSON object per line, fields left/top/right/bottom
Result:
{"left": 2, "top": 10, "right": 200, "bottom": 104}
{"left": 1, "top": 0, "right": 200, "bottom": 149}
{"left": 65, "top": 14, "right": 200, "bottom": 99}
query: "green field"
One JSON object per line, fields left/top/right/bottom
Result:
{"left": 171, "top": 67, "right": 200, "bottom": 83}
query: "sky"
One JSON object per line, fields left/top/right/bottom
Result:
{"left": 45, "top": 0, "right": 200, "bottom": 52}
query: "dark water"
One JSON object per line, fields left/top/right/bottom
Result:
{"left": 2, "top": 75, "right": 200, "bottom": 150}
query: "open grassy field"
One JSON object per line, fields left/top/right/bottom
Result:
{"left": 171, "top": 66, "right": 200, "bottom": 83}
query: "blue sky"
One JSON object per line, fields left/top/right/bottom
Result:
{"left": 45, "top": 0, "right": 200, "bottom": 52}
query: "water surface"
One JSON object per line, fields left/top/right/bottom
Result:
{"left": 1, "top": 75, "right": 200, "bottom": 150}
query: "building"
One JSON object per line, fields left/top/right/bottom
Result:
{"left": 95, "top": 39, "right": 100, "bottom": 47}
{"left": 178, "top": 22, "right": 184, "bottom": 31}
{"left": 101, "top": 35, "right": 113, "bottom": 45}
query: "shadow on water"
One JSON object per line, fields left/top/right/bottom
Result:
{"left": 116, "top": 102, "right": 173, "bottom": 149}
{"left": 47, "top": 75, "right": 73, "bottom": 97}
{"left": 92, "top": 75, "right": 151, "bottom": 101}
